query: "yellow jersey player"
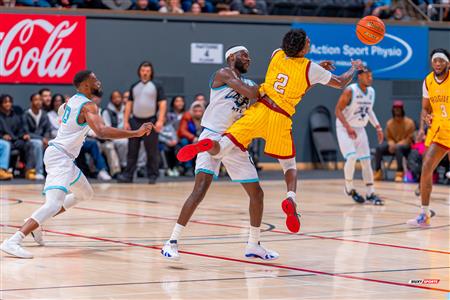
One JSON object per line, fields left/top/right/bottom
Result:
{"left": 177, "top": 29, "right": 363, "bottom": 233}
{"left": 407, "top": 48, "right": 450, "bottom": 227}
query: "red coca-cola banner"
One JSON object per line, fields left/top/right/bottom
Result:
{"left": 0, "top": 14, "right": 86, "bottom": 84}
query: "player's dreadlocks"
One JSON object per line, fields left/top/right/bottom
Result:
{"left": 282, "top": 29, "right": 307, "bottom": 58}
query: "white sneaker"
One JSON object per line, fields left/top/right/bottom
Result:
{"left": 0, "top": 239, "right": 33, "bottom": 259}
{"left": 97, "top": 170, "right": 112, "bottom": 181}
{"left": 245, "top": 242, "right": 279, "bottom": 260}
{"left": 161, "top": 240, "right": 180, "bottom": 260}
{"left": 24, "top": 219, "right": 45, "bottom": 246}
{"left": 35, "top": 173, "right": 45, "bottom": 180}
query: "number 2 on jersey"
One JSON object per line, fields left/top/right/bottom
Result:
{"left": 274, "top": 73, "right": 289, "bottom": 94}
{"left": 440, "top": 104, "right": 448, "bottom": 118}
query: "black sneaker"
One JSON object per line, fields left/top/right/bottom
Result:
{"left": 346, "top": 189, "right": 365, "bottom": 204}
{"left": 116, "top": 173, "right": 133, "bottom": 183}
{"left": 366, "top": 193, "right": 384, "bottom": 206}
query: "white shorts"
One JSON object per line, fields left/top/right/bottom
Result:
{"left": 43, "top": 145, "right": 83, "bottom": 194}
{"left": 336, "top": 126, "right": 371, "bottom": 160}
{"left": 195, "top": 128, "right": 259, "bottom": 182}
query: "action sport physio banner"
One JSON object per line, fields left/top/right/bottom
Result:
{"left": 292, "top": 23, "right": 429, "bottom": 80}
{"left": 0, "top": 14, "right": 86, "bottom": 84}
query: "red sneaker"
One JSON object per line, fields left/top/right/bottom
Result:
{"left": 177, "top": 139, "right": 214, "bottom": 162}
{"left": 281, "top": 198, "right": 301, "bottom": 233}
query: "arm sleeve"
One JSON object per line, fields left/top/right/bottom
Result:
{"left": 308, "top": 62, "right": 332, "bottom": 86}
{"left": 368, "top": 110, "right": 380, "bottom": 128}
{"left": 422, "top": 80, "right": 429, "bottom": 99}
{"left": 156, "top": 83, "right": 166, "bottom": 102}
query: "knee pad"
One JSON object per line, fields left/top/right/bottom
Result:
{"left": 278, "top": 158, "right": 296, "bottom": 174}
{"left": 31, "top": 189, "right": 65, "bottom": 225}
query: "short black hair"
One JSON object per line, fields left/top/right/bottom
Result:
{"left": 430, "top": 48, "right": 450, "bottom": 60}
{"left": 282, "top": 29, "right": 307, "bottom": 58}
{"left": 38, "top": 88, "right": 51, "bottom": 95}
{"left": 110, "top": 90, "right": 122, "bottom": 100}
{"left": 170, "top": 95, "right": 186, "bottom": 112}
{"left": 137, "top": 61, "right": 153, "bottom": 80}
{"left": 357, "top": 66, "right": 372, "bottom": 75}
{"left": 30, "top": 92, "right": 40, "bottom": 102}
{"left": 73, "top": 70, "right": 93, "bottom": 88}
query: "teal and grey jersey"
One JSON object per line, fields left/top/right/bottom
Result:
{"left": 201, "top": 73, "right": 256, "bottom": 134}
{"left": 49, "top": 93, "right": 91, "bottom": 159}
{"left": 336, "top": 83, "right": 376, "bottom": 129}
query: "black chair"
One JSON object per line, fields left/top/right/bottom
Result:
{"left": 309, "top": 105, "right": 339, "bottom": 169}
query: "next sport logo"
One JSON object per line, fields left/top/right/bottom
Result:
{"left": 409, "top": 279, "right": 440, "bottom": 284}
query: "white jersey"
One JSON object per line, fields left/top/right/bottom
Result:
{"left": 336, "top": 83, "right": 375, "bottom": 128}
{"left": 201, "top": 74, "right": 256, "bottom": 134}
{"left": 49, "top": 93, "right": 91, "bottom": 159}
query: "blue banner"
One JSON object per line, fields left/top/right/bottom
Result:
{"left": 292, "top": 23, "right": 429, "bottom": 80}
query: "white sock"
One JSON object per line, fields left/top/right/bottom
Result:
{"left": 10, "top": 231, "right": 25, "bottom": 243}
{"left": 366, "top": 184, "right": 375, "bottom": 196}
{"left": 345, "top": 180, "right": 354, "bottom": 192}
{"left": 421, "top": 206, "right": 430, "bottom": 217}
{"left": 169, "top": 223, "right": 185, "bottom": 242}
{"left": 286, "top": 191, "right": 296, "bottom": 202}
{"left": 248, "top": 226, "right": 260, "bottom": 245}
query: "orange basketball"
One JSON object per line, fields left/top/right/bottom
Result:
{"left": 356, "top": 16, "right": 385, "bottom": 45}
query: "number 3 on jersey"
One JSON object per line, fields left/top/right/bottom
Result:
{"left": 274, "top": 73, "right": 289, "bottom": 94}
{"left": 440, "top": 104, "right": 448, "bottom": 118}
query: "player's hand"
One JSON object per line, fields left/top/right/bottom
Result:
{"left": 155, "top": 120, "right": 164, "bottom": 133}
{"left": 134, "top": 123, "right": 154, "bottom": 137}
{"left": 346, "top": 127, "right": 357, "bottom": 139}
{"left": 423, "top": 113, "right": 433, "bottom": 127}
{"left": 351, "top": 59, "right": 364, "bottom": 71}
{"left": 376, "top": 129, "right": 384, "bottom": 144}
{"left": 319, "top": 60, "right": 336, "bottom": 71}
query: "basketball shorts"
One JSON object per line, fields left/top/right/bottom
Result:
{"left": 425, "top": 123, "right": 450, "bottom": 150}
{"left": 336, "top": 126, "right": 371, "bottom": 160}
{"left": 43, "top": 145, "right": 84, "bottom": 194}
{"left": 195, "top": 128, "right": 259, "bottom": 182}
{"left": 225, "top": 101, "right": 295, "bottom": 159}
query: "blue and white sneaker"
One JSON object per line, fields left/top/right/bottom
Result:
{"left": 161, "top": 240, "right": 180, "bottom": 260}
{"left": 406, "top": 213, "right": 431, "bottom": 227}
{"left": 245, "top": 242, "right": 279, "bottom": 260}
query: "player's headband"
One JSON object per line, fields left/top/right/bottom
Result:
{"left": 225, "top": 46, "right": 248, "bottom": 60}
{"left": 431, "top": 52, "right": 449, "bottom": 63}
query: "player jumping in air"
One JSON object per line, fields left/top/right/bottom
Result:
{"left": 177, "top": 29, "right": 363, "bottom": 233}
{"left": 161, "top": 46, "right": 278, "bottom": 260}
{"left": 1, "top": 70, "right": 154, "bottom": 258}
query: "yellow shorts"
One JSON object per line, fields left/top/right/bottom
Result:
{"left": 425, "top": 123, "right": 450, "bottom": 150}
{"left": 225, "top": 100, "right": 295, "bottom": 159}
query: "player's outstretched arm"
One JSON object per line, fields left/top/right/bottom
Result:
{"left": 327, "top": 60, "right": 363, "bottom": 89}
{"left": 215, "top": 68, "right": 260, "bottom": 100}
{"left": 82, "top": 102, "right": 153, "bottom": 139}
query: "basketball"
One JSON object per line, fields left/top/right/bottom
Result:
{"left": 356, "top": 16, "right": 385, "bottom": 45}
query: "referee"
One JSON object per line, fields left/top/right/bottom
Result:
{"left": 118, "top": 61, "right": 167, "bottom": 184}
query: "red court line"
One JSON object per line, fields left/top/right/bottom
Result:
{"left": 2, "top": 197, "right": 449, "bottom": 255}
{"left": 1, "top": 223, "right": 448, "bottom": 293}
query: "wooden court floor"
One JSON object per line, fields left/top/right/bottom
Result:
{"left": 1, "top": 179, "right": 449, "bottom": 299}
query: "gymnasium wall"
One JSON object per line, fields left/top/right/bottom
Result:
{"left": 1, "top": 9, "right": 449, "bottom": 162}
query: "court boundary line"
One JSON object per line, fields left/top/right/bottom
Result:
{"left": 1, "top": 224, "right": 449, "bottom": 294}
{"left": 1, "top": 197, "right": 448, "bottom": 255}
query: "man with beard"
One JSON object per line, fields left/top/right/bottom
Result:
{"left": 407, "top": 48, "right": 450, "bottom": 227}
{"left": 161, "top": 46, "right": 279, "bottom": 261}
{"left": 177, "top": 30, "right": 363, "bottom": 233}
{"left": 0, "top": 70, "right": 154, "bottom": 258}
